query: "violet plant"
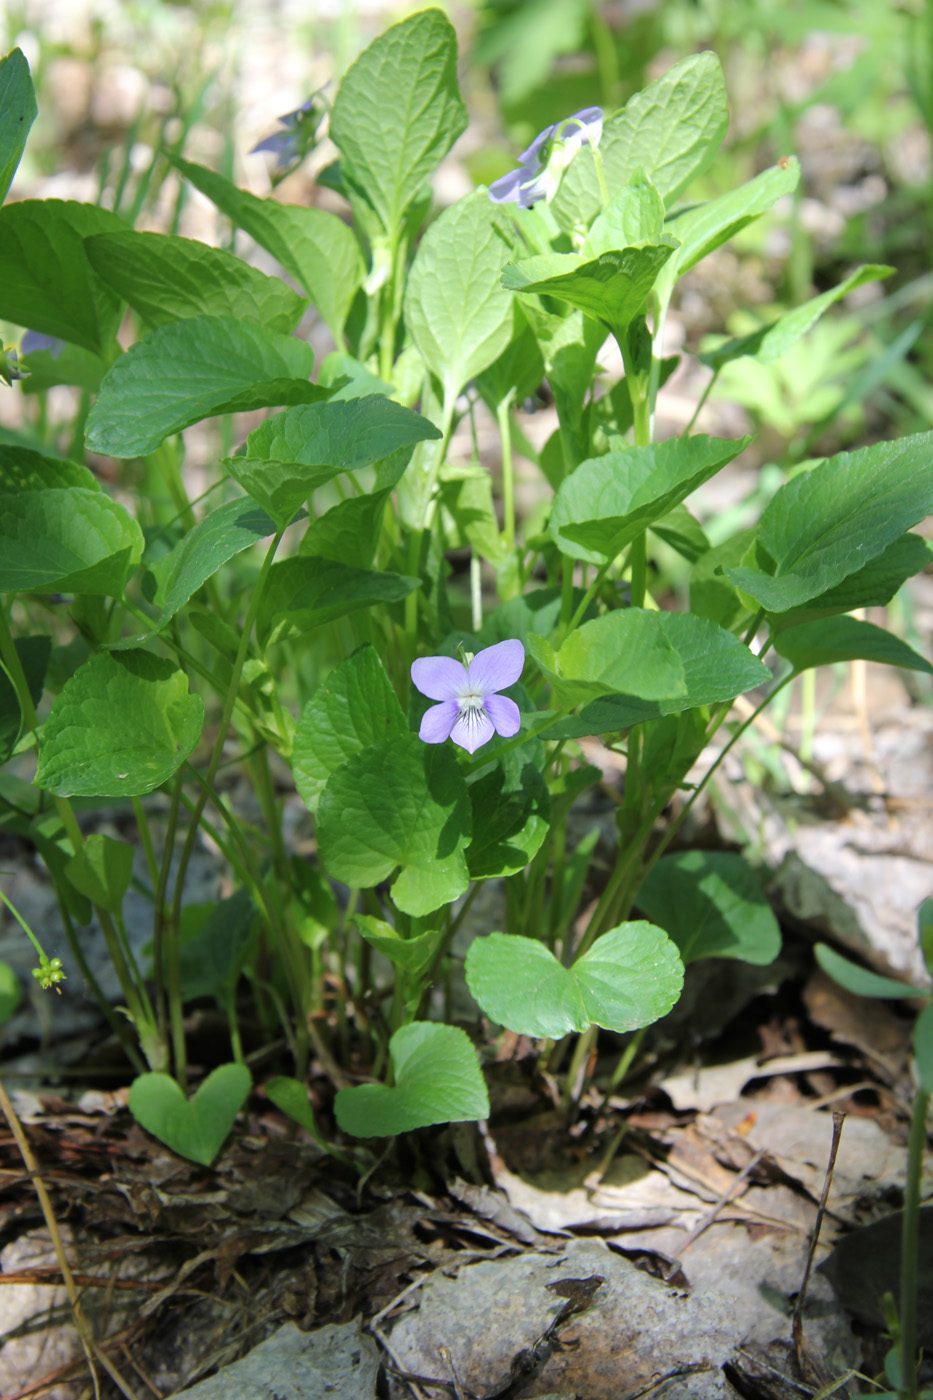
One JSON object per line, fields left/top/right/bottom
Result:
{"left": 0, "top": 20, "right": 931, "bottom": 1165}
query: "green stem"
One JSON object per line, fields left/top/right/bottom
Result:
{"left": 609, "top": 1025, "right": 647, "bottom": 1091}
{"left": 404, "top": 387, "right": 457, "bottom": 647}
{"left": 496, "top": 391, "right": 517, "bottom": 553}
{"left": 629, "top": 533, "right": 647, "bottom": 610}
{"left": 682, "top": 368, "right": 719, "bottom": 438}
{"left": 899, "top": 1085, "right": 930, "bottom": 1400}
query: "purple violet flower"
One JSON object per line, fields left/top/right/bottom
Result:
{"left": 489, "top": 107, "right": 603, "bottom": 209}
{"left": 21, "top": 331, "right": 65, "bottom": 360}
{"left": 250, "top": 94, "right": 325, "bottom": 174}
{"left": 411, "top": 639, "right": 525, "bottom": 754}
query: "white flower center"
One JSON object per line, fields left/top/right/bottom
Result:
{"left": 458, "top": 690, "right": 485, "bottom": 715}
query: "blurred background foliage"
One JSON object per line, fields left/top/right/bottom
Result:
{"left": 3, "top": 0, "right": 933, "bottom": 497}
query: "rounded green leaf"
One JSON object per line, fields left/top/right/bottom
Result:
{"left": 530, "top": 609, "right": 687, "bottom": 708}
{"left": 335, "top": 1022, "right": 488, "bottom": 1138}
{"left": 35, "top": 650, "right": 204, "bottom": 798}
{"left": 293, "top": 646, "right": 407, "bottom": 814}
{"left": 0, "top": 487, "right": 143, "bottom": 594}
{"left": 316, "top": 733, "right": 471, "bottom": 917}
{"left": 465, "top": 922, "right": 684, "bottom": 1038}
{"left": 0, "top": 49, "right": 37, "bottom": 204}
{"left": 636, "top": 850, "right": 781, "bottom": 965}
{"left": 128, "top": 1064, "right": 251, "bottom": 1166}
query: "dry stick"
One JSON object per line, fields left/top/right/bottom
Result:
{"left": 665, "top": 1148, "right": 767, "bottom": 1274}
{"left": 792, "top": 1109, "right": 847, "bottom": 1390}
{"left": 0, "top": 1075, "right": 139, "bottom": 1400}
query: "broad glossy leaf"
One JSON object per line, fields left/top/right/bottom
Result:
{"left": 330, "top": 9, "right": 467, "bottom": 237}
{"left": 0, "top": 200, "right": 125, "bottom": 354}
{"left": 636, "top": 850, "right": 781, "bottom": 965}
{"left": 317, "top": 733, "right": 471, "bottom": 917}
{"left": 171, "top": 155, "right": 364, "bottom": 340}
{"left": 651, "top": 503, "right": 710, "bottom": 563}
{"left": 224, "top": 395, "right": 438, "bottom": 528}
{"left": 293, "top": 646, "right": 407, "bottom": 814}
{"left": 503, "top": 242, "right": 677, "bottom": 340}
{"left": 700, "top": 265, "right": 893, "bottom": 370}
{"left": 465, "top": 922, "right": 684, "bottom": 1038}
{"left": 653, "top": 159, "right": 801, "bottom": 310}
{"left": 550, "top": 434, "right": 750, "bottom": 563}
{"left": 35, "top": 650, "right": 204, "bottom": 798}
{"left": 0, "top": 49, "right": 37, "bottom": 203}
{"left": 0, "top": 487, "right": 143, "bottom": 594}
{"left": 0, "top": 635, "right": 49, "bottom": 763}
{"left": 775, "top": 616, "right": 933, "bottom": 674}
{"left": 256, "top": 558, "right": 420, "bottom": 648}
{"left": 352, "top": 914, "right": 445, "bottom": 981}
{"left": 405, "top": 193, "right": 514, "bottom": 402}
{"left": 85, "top": 316, "right": 317, "bottom": 458}
{"left": 335, "top": 1022, "right": 488, "bottom": 1137}
{"left": 136, "top": 498, "right": 277, "bottom": 635}
{"left": 85, "top": 230, "right": 307, "bottom": 333}
{"left": 466, "top": 760, "right": 549, "bottom": 880}
{"left": 552, "top": 52, "right": 728, "bottom": 229}
{"left": 529, "top": 609, "right": 687, "bottom": 707}
{"left": 725, "top": 433, "right": 933, "bottom": 611}
{"left": 546, "top": 612, "right": 770, "bottom": 737}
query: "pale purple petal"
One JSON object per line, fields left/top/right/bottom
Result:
{"left": 419, "top": 699, "right": 459, "bottom": 744}
{"left": 21, "top": 331, "right": 64, "bottom": 359}
{"left": 488, "top": 167, "right": 525, "bottom": 205}
{"left": 484, "top": 693, "right": 521, "bottom": 739}
{"left": 411, "top": 655, "right": 467, "bottom": 701}
{"left": 466, "top": 639, "right": 525, "bottom": 696}
{"left": 250, "top": 131, "right": 298, "bottom": 158}
{"left": 565, "top": 107, "right": 603, "bottom": 144}
{"left": 450, "top": 705, "right": 495, "bottom": 754}
{"left": 517, "top": 123, "right": 556, "bottom": 165}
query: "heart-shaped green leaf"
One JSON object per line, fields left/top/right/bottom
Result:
{"left": 128, "top": 1064, "right": 251, "bottom": 1166}
{"left": 465, "top": 922, "right": 684, "bottom": 1039}
{"left": 335, "top": 1022, "right": 488, "bottom": 1138}
{"left": 317, "top": 733, "right": 472, "bottom": 917}
{"left": 352, "top": 915, "right": 445, "bottom": 982}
